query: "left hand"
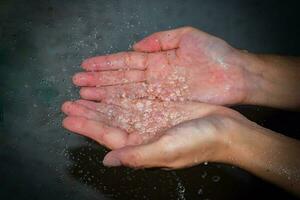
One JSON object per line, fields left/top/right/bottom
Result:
{"left": 72, "top": 27, "right": 254, "bottom": 105}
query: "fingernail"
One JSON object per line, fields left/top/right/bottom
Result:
{"left": 72, "top": 74, "right": 80, "bottom": 84}
{"left": 103, "top": 156, "right": 121, "bottom": 167}
{"left": 73, "top": 73, "right": 87, "bottom": 84}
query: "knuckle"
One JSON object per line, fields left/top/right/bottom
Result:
{"left": 124, "top": 52, "right": 131, "bottom": 67}
{"left": 74, "top": 117, "right": 86, "bottom": 130}
{"left": 123, "top": 151, "right": 143, "bottom": 168}
{"left": 182, "top": 26, "right": 196, "bottom": 32}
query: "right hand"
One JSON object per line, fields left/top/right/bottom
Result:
{"left": 101, "top": 106, "right": 253, "bottom": 169}
{"left": 61, "top": 98, "right": 253, "bottom": 168}
{"left": 61, "top": 98, "right": 300, "bottom": 195}
{"left": 61, "top": 98, "right": 223, "bottom": 149}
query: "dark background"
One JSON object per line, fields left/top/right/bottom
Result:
{"left": 0, "top": 0, "right": 299, "bottom": 199}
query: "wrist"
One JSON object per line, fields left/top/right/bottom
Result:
{"left": 238, "top": 51, "right": 300, "bottom": 108}
{"left": 224, "top": 121, "right": 260, "bottom": 166}
{"left": 203, "top": 113, "right": 251, "bottom": 164}
{"left": 235, "top": 50, "right": 267, "bottom": 106}
{"left": 207, "top": 112, "right": 265, "bottom": 166}
{"left": 224, "top": 121, "right": 300, "bottom": 195}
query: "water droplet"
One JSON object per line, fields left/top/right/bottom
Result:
{"left": 201, "top": 171, "right": 207, "bottom": 179}
{"left": 212, "top": 175, "right": 221, "bottom": 182}
{"left": 197, "top": 188, "right": 203, "bottom": 195}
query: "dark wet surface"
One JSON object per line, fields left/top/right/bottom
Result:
{"left": 0, "top": 0, "right": 300, "bottom": 199}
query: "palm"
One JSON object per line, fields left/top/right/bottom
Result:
{"left": 107, "top": 108, "right": 249, "bottom": 169}
{"left": 73, "top": 27, "right": 248, "bottom": 105}
{"left": 145, "top": 33, "right": 246, "bottom": 103}
{"left": 62, "top": 99, "right": 247, "bottom": 168}
{"left": 62, "top": 99, "right": 219, "bottom": 149}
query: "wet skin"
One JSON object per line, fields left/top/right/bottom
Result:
{"left": 62, "top": 99, "right": 300, "bottom": 196}
{"left": 62, "top": 99, "right": 247, "bottom": 166}
{"left": 62, "top": 27, "right": 300, "bottom": 195}
{"left": 73, "top": 27, "right": 253, "bottom": 105}
{"left": 62, "top": 99, "right": 232, "bottom": 149}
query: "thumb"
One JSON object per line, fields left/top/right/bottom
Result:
{"left": 102, "top": 136, "right": 173, "bottom": 168}
{"left": 133, "top": 26, "right": 194, "bottom": 52}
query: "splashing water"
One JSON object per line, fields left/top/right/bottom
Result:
{"left": 172, "top": 171, "right": 186, "bottom": 200}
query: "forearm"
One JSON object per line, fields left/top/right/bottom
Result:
{"left": 227, "top": 124, "right": 300, "bottom": 196}
{"left": 240, "top": 52, "right": 300, "bottom": 109}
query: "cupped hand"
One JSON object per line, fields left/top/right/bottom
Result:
{"left": 62, "top": 99, "right": 252, "bottom": 169}
{"left": 61, "top": 98, "right": 220, "bottom": 149}
{"left": 73, "top": 26, "right": 252, "bottom": 105}
{"left": 101, "top": 107, "right": 253, "bottom": 169}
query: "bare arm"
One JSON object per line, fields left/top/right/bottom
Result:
{"left": 226, "top": 120, "right": 300, "bottom": 196}
{"left": 89, "top": 105, "right": 300, "bottom": 196}
{"left": 239, "top": 52, "right": 300, "bottom": 109}
{"left": 63, "top": 27, "right": 300, "bottom": 196}
{"left": 74, "top": 26, "right": 300, "bottom": 109}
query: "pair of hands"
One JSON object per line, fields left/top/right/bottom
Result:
{"left": 62, "top": 27, "right": 259, "bottom": 168}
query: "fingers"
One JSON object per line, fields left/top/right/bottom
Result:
{"left": 102, "top": 140, "right": 166, "bottom": 168}
{"left": 61, "top": 101, "right": 108, "bottom": 122}
{"left": 62, "top": 101, "right": 144, "bottom": 149}
{"left": 75, "top": 99, "right": 98, "bottom": 110}
{"left": 102, "top": 131, "right": 185, "bottom": 168}
{"left": 81, "top": 51, "right": 148, "bottom": 71}
{"left": 62, "top": 116, "right": 128, "bottom": 149}
{"left": 74, "top": 99, "right": 120, "bottom": 115}
{"left": 79, "top": 82, "right": 148, "bottom": 101}
{"left": 133, "top": 26, "right": 194, "bottom": 52}
{"left": 62, "top": 100, "right": 125, "bottom": 126}
{"left": 64, "top": 100, "right": 121, "bottom": 117}
{"left": 73, "top": 70, "right": 146, "bottom": 87}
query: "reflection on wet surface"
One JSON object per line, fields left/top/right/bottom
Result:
{"left": 0, "top": 0, "right": 299, "bottom": 199}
